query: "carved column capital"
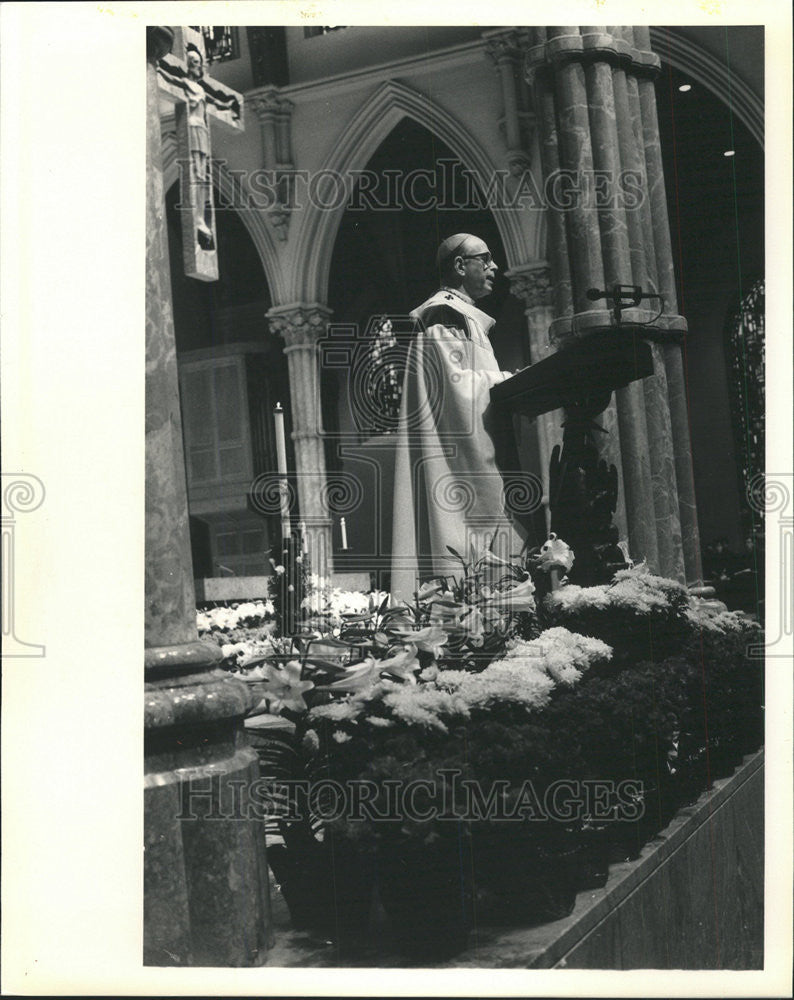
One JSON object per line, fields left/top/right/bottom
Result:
{"left": 267, "top": 304, "right": 332, "bottom": 347}
{"left": 249, "top": 88, "right": 293, "bottom": 122}
{"left": 525, "top": 26, "right": 660, "bottom": 80}
{"left": 248, "top": 87, "right": 281, "bottom": 121}
{"left": 483, "top": 29, "right": 523, "bottom": 66}
{"left": 506, "top": 264, "right": 553, "bottom": 309}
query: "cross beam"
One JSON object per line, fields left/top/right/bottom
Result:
{"left": 156, "top": 26, "right": 244, "bottom": 281}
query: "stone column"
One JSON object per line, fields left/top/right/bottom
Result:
{"left": 484, "top": 29, "right": 533, "bottom": 175}
{"left": 145, "top": 27, "right": 270, "bottom": 967}
{"left": 267, "top": 303, "right": 334, "bottom": 578}
{"left": 634, "top": 26, "right": 703, "bottom": 583}
{"left": 250, "top": 91, "right": 278, "bottom": 168}
{"left": 525, "top": 26, "right": 698, "bottom": 582}
{"left": 607, "top": 27, "right": 661, "bottom": 567}
{"left": 249, "top": 88, "right": 294, "bottom": 241}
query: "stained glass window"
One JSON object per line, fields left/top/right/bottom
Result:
{"left": 189, "top": 26, "right": 240, "bottom": 64}
{"left": 725, "top": 277, "right": 764, "bottom": 527}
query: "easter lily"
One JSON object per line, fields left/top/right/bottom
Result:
{"left": 377, "top": 644, "right": 421, "bottom": 682}
{"left": 320, "top": 656, "right": 380, "bottom": 693}
{"left": 410, "top": 626, "right": 449, "bottom": 657}
{"left": 536, "top": 534, "right": 575, "bottom": 573}
{"left": 257, "top": 660, "right": 314, "bottom": 713}
{"left": 481, "top": 577, "right": 536, "bottom": 611}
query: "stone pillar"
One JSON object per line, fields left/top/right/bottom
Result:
{"left": 607, "top": 27, "right": 661, "bottom": 568}
{"left": 251, "top": 93, "right": 278, "bottom": 169}
{"left": 266, "top": 303, "right": 334, "bottom": 578}
{"left": 525, "top": 26, "right": 698, "bottom": 582}
{"left": 622, "top": 32, "right": 685, "bottom": 582}
{"left": 145, "top": 27, "right": 270, "bottom": 967}
{"left": 484, "top": 29, "right": 534, "bottom": 175}
{"left": 634, "top": 27, "right": 703, "bottom": 583}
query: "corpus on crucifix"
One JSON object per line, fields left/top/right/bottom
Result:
{"left": 156, "top": 26, "right": 244, "bottom": 281}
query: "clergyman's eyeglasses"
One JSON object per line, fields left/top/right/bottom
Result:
{"left": 459, "top": 252, "right": 495, "bottom": 267}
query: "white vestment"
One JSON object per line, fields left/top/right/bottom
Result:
{"left": 390, "top": 290, "right": 525, "bottom": 602}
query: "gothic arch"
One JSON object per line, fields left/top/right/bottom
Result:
{"left": 160, "top": 129, "right": 287, "bottom": 303}
{"left": 288, "top": 79, "right": 541, "bottom": 305}
{"left": 649, "top": 28, "right": 763, "bottom": 148}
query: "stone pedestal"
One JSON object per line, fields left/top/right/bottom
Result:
{"left": 145, "top": 26, "right": 271, "bottom": 966}
{"left": 267, "top": 303, "right": 335, "bottom": 578}
{"left": 525, "top": 27, "right": 701, "bottom": 582}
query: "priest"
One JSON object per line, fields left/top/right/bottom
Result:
{"left": 390, "top": 234, "right": 527, "bottom": 602}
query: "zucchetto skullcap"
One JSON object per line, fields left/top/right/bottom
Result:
{"left": 435, "top": 233, "right": 477, "bottom": 270}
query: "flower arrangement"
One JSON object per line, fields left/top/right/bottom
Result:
{"left": 206, "top": 537, "right": 763, "bottom": 959}
{"left": 197, "top": 599, "right": 275, "bottom": 634}
{"left": 301, "top": 574, "right": 390, "bottom": 630}
{"left": 542, "top": 562, "right": 692, "bottom": 665}
{"left": 196, "top": 599, "right": 277, "bottom": 669}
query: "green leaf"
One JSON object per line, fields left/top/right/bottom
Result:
{"left": 302, "top": 657, "right": 352, "bottom": 673}
{"left": 446, "top": 545, "right": 466, "bottom": 564}
{"left": 307, "top": 636, "right": 352, "bottom": 649}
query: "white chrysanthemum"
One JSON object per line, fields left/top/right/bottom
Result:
{"left": 364, "top": 715, "right": 394, "bottom": 727}
{"left": 547, "top": 566, "right": 688, "bottom": 617}
{"left": 309, "top": 699, "right": 365, "bottom": 722}
{"left": 530, "top": 628, "right": 612, "bottom": 685}
{"left": 449, "top": 661, "right": 555, "bottom": 710}
{"left": 684, "top": 599, "right": 759, "bottom": 635}
{"left": 196, "top": 599, "right": 275, "bottom": 634}
{"left": 382, "top": 685, "right": 472, "bottom": 732}
{"left": 221, "top": 641, "right": 251, "bottom": 662}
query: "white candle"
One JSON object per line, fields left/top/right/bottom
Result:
{"left": 340, "top": 516, "right": 348, "bottom": 550}
{"left": 273, "top": 402, "right": 290, "bottom": 538}
{"left": 273, "top": 402, "right": 287, "bottom": 477}
{"left": 299, "top": 520, "right": 307, "bottom": 554}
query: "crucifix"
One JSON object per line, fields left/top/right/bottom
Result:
{"left": 156, "top": 26, "right": 244, "bottom": 281}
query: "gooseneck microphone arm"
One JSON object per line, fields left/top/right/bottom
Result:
{"left": 586, "top": 284, "right": 665, "bottom": 325}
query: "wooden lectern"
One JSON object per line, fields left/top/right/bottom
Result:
{"left": 491, "top": 330, "right": 654, "bottom": 585}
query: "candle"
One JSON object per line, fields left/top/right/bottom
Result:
{"left": 273, "top": 402, "right": 291, "bottom": 539}
{"left": 340, "top": 516, "right": 348, "bottom": 550}
{"left": 299, "top": 520, "right": 307, "bottom": 554}
{"left": 273, "top": 402, "right": 287, "bottom": 477}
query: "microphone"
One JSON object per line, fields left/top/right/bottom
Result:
{"left": 584, "top": 285, "right": 664, "bottom": 325}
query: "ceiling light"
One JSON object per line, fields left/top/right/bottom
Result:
{"left": 724, "top": 150, "right": 735, "bottom": 157}
{"left": 678, "top": 83, "right": 692, "bottom": 92}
